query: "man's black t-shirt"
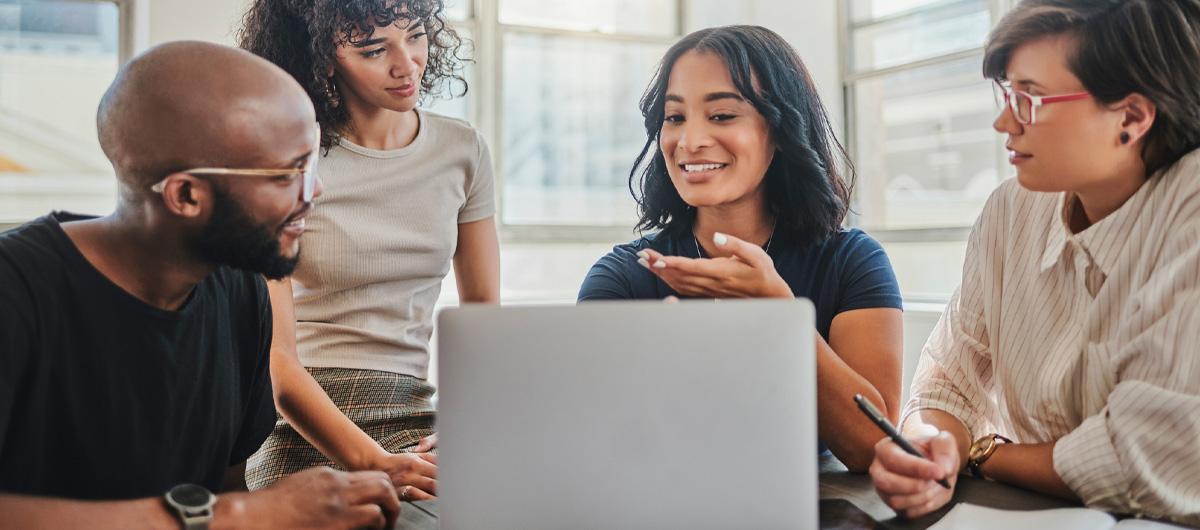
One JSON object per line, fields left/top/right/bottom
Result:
{"left": 0, "top": 213, "right": 276, "bottom": 500}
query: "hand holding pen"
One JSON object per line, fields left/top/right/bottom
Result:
{"left": 856, "top": 394, "right": 960, "bottom": 518}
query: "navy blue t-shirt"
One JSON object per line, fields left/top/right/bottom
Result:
{"left": 579, "top": 228, "right": 902, "bottom": 455}
{"left": 578, "top": 228, "right": 903, "bottom": 340}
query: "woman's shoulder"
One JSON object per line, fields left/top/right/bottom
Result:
{"left": 980, "top": 177, "right": 1058, "bottom": 224}
{"left": 420, "top": 109, "right": 484, "bottom": 146}
{"left": 603, "top": 232, "right": 675, "bottom": 262}
{"left": 579, "top": 233, "right": 674, "bottom": 301}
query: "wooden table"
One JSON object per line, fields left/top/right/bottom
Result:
{"left": 393, "top": 456, "right": 1079, "bottom": 529}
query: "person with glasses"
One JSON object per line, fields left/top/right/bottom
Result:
{"left": 0, "top": 41, "right": 404, "bottom": 529}
{"left": 578, "top": 25, "right": 904, "bottom": 472}
{"left": 869, "top": 1, "right": 1200, "bottom": 525}
{"left": 238, "top": 0, "right": 499, "bottom": 500}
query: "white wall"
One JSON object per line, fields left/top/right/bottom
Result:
{"left": 146, "top": 0, "right": 248, "bottom": 47}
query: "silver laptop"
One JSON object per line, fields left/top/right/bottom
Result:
{"left": 436, "top": 299, "right": 818, "bottom": 530}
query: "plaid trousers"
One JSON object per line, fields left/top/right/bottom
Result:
{"left": 245, "top": 367, "right": 436, "bottom": 490}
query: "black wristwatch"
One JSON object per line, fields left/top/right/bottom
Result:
{"left": 164, "top": 483, "right": 216, "bottom": 530}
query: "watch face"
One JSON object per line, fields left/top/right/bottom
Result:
{"left": 169, "top": 484, "right": 213, "bottom": 508}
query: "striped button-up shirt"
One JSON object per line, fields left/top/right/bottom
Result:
{"left": 904, "top": 148, "right": 1200, "bottom": 525}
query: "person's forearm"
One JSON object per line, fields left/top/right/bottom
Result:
{"left": 982, "top": 442, "right": 1076, "bottom": 500}
{"left": 816, "top": 336, "right": 897, "bottom": 472}
{"left": 901, "top": 408, "right": 972, "bottom": 469}
{"left": 273, "top": 359, "right": 387, "bottom": 471}
{"left": 454, "top": 218, "right": 500, "bottom": 303}
{"left": 0, "top": 494, "right": 181, "bottom": 530}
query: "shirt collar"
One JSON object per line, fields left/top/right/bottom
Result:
{"left": 1039, "top": 178, "right": 1156, "bottom": 275}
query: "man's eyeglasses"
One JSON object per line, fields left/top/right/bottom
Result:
{"left": 993, "top": 81, "right": 1091, "bottom": 125}
{"left": 150, "top": 139, "right": 320, "bottom": 203}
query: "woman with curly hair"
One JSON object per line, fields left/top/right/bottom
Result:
{"left": 238, "top": 0, "right": 499, "bottom": 500}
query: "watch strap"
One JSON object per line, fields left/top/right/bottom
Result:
{"left": 967, "top": 433, "right": 1012, "bottom": 478}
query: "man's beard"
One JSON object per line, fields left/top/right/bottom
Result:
{"left": 192, "top": 184, "right": 301, "bottom": 280}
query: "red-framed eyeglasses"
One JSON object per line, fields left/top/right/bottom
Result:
{"left": 993, "top": 81, "right": 1091, "bottom": 125}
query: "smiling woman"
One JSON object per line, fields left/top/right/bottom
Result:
{"left": 578, "top": 25, "right": 905, "bottom": 472}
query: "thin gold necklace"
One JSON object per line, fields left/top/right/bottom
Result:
{"left": 692, "top": 219, "right": 777, "bottom": 258}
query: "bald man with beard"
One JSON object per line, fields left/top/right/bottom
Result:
{"left": 0, "top": 42, "right": 401, "bottom": 529}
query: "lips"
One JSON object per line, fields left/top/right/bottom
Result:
{"left": 280, "top": 205, "right": 311, "bottom": 235}
{"left": 387, "top": 84, "right": 416, "bottom": 98}
{"left": 677, "top": 161, "right": 729, "bottom": 184}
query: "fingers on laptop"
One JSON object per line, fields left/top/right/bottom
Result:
{"left": 344, "top": 470, "right": 401, "bottom": 529}
{"left": 380, "top": 453, "right": 438, "bottom": 497}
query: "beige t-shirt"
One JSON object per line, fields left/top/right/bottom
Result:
{"left": 291, "top": 109, "right": 495, "bottom": 378}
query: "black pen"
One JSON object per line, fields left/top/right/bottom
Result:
{"left": 853, "top": 394, "right": 951, "bottom": 489}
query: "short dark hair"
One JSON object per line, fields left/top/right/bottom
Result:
{"left": 238, "top": 0, "right": 469, "bottom": 150}
{"left": 983, "top": 0, "right": 1200, "bottom": 174}
{"left": 629, "top": 25, "right": 852, "bottom": 245}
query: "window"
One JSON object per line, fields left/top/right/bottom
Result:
{"left": 844, "top": 0, "right": 1011, "bottom": 299}
{"left": 440, "top": 0, "right": 680, "bottom": 230}
{"left": 0, "top": 0, "right": 122, "bottom": 223}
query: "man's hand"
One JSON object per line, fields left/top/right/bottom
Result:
{"left": 869, "top": 431, "right": 959, "bottom": 519}
{"left": 219, "top": 467, "right": 400, "bottom": 530}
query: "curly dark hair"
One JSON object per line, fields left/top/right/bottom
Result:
{"left": 629, "top": 25, "right": 853, "bottom": 247}
{"left": 238, "top": 0, "right": 469, "bottom": 149}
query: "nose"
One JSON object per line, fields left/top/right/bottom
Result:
{"left": 390, "top": 47, "right": 418, "bottom": 79}
{"left": 311, "top": 173, "right": 325, "bottom": 201}
{"left": 993, "top": 105, "right": 1024, "bottom": 136}
{"left": 677, "top": 119, "right": 713, "bottom": 153}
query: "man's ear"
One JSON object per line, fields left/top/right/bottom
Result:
{"left": 158, "top": 174, "right": 209, "bottom": 219}
{"left": 1116, "top": 92, "right": 1157, "bottom": 145}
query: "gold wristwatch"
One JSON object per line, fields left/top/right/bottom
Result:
{"left": 966, "top": 433, "right": 1012, "bottom": 478}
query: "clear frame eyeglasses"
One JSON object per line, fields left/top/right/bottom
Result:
{"left": 150, "top": 129, "right": 321, "bottom": 202}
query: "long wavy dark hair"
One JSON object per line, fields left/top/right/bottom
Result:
{"left": 238, "top": 0, "right": 469, "bottom": 149}
{"left": 630, "top": 25, "right": 853, "bottom": 246}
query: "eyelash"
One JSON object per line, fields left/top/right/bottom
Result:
{"left": 359, "top": 33, "right": 427, "bottom": 58}
{"left": 663, "top": 114, "right": 737, "bottom": 124}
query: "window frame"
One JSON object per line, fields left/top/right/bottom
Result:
{"left": 0, "top": 0, "right": 143, "bottom": 232}
{"left": 452, "top": 0, "right": 686, "bottom": 244}
{"left": 837, "top": 0, "right": 1014, "bottom": 245}
{"left": 1, "top": 0, "right": 682, "bottom": 239}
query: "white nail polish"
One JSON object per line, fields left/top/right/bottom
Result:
{"left": 714, "top": 232, "right": 728, "bottom": 246}
{"left": 638, "top": 258, "right": 650, "bottom": 269}
{"left": 653, "top": 260, "right": 667, "bottom": 269}
{"left": 636, "top": 250, "right": 649, "bottom": 260}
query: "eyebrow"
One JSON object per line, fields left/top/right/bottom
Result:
{"left": 353, "top": 37, "right": 386, "bottom": 48}
{"left": 665, "top": 91, "right": 746, "bottom": 104}
{"left": 1010, "top": 78, "right": 1044, "bottom": 89}
{"left": 277, "top": 151, "right": 311, "bottom": 169}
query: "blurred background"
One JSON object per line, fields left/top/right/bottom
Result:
{"left": 0, "top": 0, "right": 1018, "bottom": 389}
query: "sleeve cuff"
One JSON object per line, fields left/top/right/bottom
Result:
{"left": 458, "top": 207, "right": 496, "bottom": 224}
{"left": 1054, "top": 412, "right": 1127, "bottom": 508}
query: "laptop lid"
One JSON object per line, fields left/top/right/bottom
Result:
{"left": 437, "top": 299, "right": 817, "bottom": 530}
